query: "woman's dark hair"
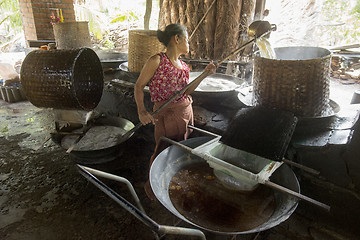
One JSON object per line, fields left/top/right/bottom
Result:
{"left": 157, "top": 24, "right": 187, "bottom": 47}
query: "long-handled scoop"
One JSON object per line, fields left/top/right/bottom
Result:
{"left": 121, "top": 21, "right": 277, "bottom": 141}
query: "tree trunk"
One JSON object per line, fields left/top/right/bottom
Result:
{"left": 239, "top": 0, "right": 256, "bottom": 56}
{"left": 203, "top": 0, "right": 216, "bottom": 59}
{"left": 214, "top": 0, "right": 242, "bottom": 60}
{"left": 144, "top": 0, "right": 152, "bottom": 30}
{"left": 178, "top": 0, "right": 187, "bottom": 26}
{"left": 185, "top": 0, "right": 197, "bottom": 58}
{"left": 158, "top": 0, "right": 170, "bottom": 29}
{"left": 170, "top": 0, "right": 179, "bottom": 24}
{"left": 158, "top": 0, "right": 256, "bottom": 61}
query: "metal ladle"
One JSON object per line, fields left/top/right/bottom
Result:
{"left": 248, "top": 20, "right": 277, "bottom": 39}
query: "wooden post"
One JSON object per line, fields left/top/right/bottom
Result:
{"left": 144, "top": 0, "right": 152, "bottom": 30}
{"left": 254, "top": 0, "right": 267, "bottom": 21}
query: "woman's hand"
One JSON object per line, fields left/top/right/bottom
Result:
{"left": 138, "top": 110, "right": 155, "bottom": 125}
{"left": 205, "top": 60, "right": 218, "bottom": 75}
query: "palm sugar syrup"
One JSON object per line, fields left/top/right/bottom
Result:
{"left": 169, "top": 162, "right": 276, "bottom": 232}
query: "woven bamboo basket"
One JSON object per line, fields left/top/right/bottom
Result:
{"left": 20, "top": 48, "right": 103, "bottom": 110}
{"left": 253, "top": 46, "right": 331, "bottom": 118}
{"left": 128, "top": 30, "right": 164, "bottom": 72}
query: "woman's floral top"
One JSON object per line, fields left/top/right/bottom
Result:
{"left": 149, "top": 52, "right": 190, "bottom": 103}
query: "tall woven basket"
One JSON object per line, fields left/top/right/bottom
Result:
{"left": 20, "top": 48, "right": 103, "bottom": 111}
{"left": 253, "top": 46, "right": 331, "bottom": 118}
{"left": 128, "top": 30, "right": 164, "bottom": 72}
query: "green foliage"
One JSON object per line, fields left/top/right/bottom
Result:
{"left": 27, "top": 117, "right": 35, "bottom": 123}
{"left": 320, "top": 0, "right": 360, "bottom": 45}
{"left": 1, "top": 123, "right": 8, "bottom": 134}
{"left": 74, "top": 4, "right": 104, "bottom": 40}
{"left": 0, "top": 0, "right": 22, "bottom": 34}
{"left": 110, "top": 11, "right": 139, "bottom": 23}
{"left": 352, "top": 0, "right": 360, "bottom": 16}
{"left": 102, "top": 38, "right": 115, "bottom": 49}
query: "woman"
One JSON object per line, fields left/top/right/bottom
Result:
{"left": 134, "top": 24, "right": 217, "bottom": 200}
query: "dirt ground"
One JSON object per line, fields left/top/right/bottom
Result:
{"left": 0, "top": 78, "right": 359, "bottom": 240}
{"left": 0, "top": 100, "right": 178, "bottom": 240}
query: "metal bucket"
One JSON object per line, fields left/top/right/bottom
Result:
{"left": 20, "top": 48, "right": 104, "bottom": 110}
{"left": 52, "top": 22, "right": 91, "bottom": 49}
{"left": 253, "top": 46, "right": 331, "bottom": 118}
{"left": 150, "top": 137, "right": 299, "bottom": 234}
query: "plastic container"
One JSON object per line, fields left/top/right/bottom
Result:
{"left": 0, "top": 86, "right": 8, "bottom": 101}
{"left": 11, "top": 87, "right": 22, "bottom": 102}
{"left": 5, "top": 87, "right": 15, "bottom": 103}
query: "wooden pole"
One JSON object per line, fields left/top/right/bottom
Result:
{"left": 144, "top": 0, "right": 152, "bottom": 30}
{"left": 264, "top": 181, "right": 330, "bottom": 211}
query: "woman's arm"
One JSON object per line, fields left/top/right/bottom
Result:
{"left": 134, "top": 54, "right": 161, "bottom": 125}
{"left": 185, "top": 61, "right": 217, "bottom": 95}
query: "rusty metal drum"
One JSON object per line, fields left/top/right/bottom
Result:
{"left": 20, "top": 48, "right": 104, "bottom": 110}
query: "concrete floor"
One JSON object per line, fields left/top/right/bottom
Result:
{"left": 0, "top": 79, "right": 359, "bottom": 240}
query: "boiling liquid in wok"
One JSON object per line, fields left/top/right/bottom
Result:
{"left": 169, "top": 162, "right": 275, "bottom": 232}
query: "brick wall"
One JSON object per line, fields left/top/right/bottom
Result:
{"left": 19, "top": 0, "right": 76, "bottom": 43}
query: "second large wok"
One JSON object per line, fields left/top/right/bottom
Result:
{"left": 150, "top": 136, "right": 299, "bottom": 235}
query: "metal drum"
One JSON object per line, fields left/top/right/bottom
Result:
{"left": 20, "top": 48, "right": 104, "bottom": 111}
{"left": 52, "top": 21, "right": 92, "bottom": 49}
{"left": 150, "top": 136, "right": 299, "bottom": 234}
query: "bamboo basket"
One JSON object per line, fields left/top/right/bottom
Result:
{"left": 128, "top": 30, "right": 164, "bottom": 72}
{"left": 253, "top": 46, "right": 331, "bottom": 118}
{"left": 20, "top": 48, "right": 103, "bottom": 110}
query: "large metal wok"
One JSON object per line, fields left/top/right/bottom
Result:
{"left": 189, "top": 72, "right": 247, "bottom": 102}
{"left": 51, "top": 116, "right": 135, "bottom": 164}
{"left": 150, "top": 136, "right": 300, "bottom": 234}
